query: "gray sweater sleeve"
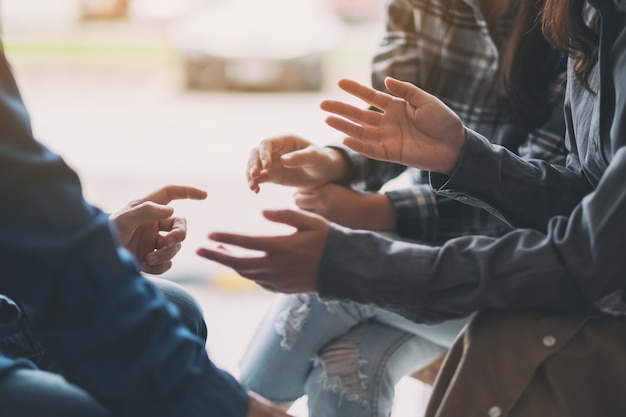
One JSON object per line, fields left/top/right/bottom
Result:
{"left": 317, "top": 143, "right": 626, "bottom": 324}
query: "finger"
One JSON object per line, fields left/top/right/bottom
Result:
{"left": 323, "top": 115, "right": 372, "bottom": 141}
{"left": 319, "top": 100, "right": 381, "bottom": 127}
{"left": 341, "top": 137, "right": 388, "bottom": 161}
{"left": 262, "top": 208, "right": 324, "bottom": 230}
{"left": 117, "top": 202, "right": 174, "bottom": 229}
{"left": 293, "top": 189, "right": 317, "bottom": 211}
{"left": 137, "top": 185, "right": 208, "bottom": 206}
{"left": 280, "top": 146, "right": 321, "bottom": 169}
{"left": 141, "top": 260, "right": 173, "bottom": 275}
{"left": 207, "top": 231, "right": 280, "bottom": 253}
{"left": 248, "top": 170, "right": 270, "bottom": 194}
{"left": 146, "top": 244, "right": 182, "bottom": 268}
{"left": 196, "top": 246, "right": 268, "bottom": 271}
{"left": 257, "top": 139, "right": 275, "bottom": 171}
{"left": 248, "top": 179, "right": 261, "bottom": 194}
{"left": 336, "top": 78, "right": 395, "bottom": 111}
{"left": 157, "top": 217, "right": 187, "bottom": 248}
{"left": 247, "top": 146, "right": 264, "bottom": 182}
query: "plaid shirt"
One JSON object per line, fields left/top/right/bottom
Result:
{"left": 336, "top": 0, "right": 568, "bottom": 244}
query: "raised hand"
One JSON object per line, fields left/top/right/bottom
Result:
{"left": 196, "top": 209, "right": 330, "bottom": 293}
{"left": 246, "top": 134, "right": 347, "bottom": 193}
{"left": 320, "top": 77, "right": 466, "bottom": 175}
{"left": 294, "top": 183, "right": 396, "bottom": 231}
{"left": 109, "top": 185, "right": 207, "bottom": 274}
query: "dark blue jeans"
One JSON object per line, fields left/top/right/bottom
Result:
{"left": 0, "top": 277, "right": 208, "bottom": 417}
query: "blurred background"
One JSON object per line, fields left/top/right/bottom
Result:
{"left": 0, "top": 0, "right": 430, "bottom": 415}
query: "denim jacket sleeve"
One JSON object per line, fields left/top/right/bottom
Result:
{"left": 0, "top": 51, "right": 248, "bottom": 416}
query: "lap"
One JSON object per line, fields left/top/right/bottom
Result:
{"left": 0, "top": 367, "right": 111, "bottom": 417}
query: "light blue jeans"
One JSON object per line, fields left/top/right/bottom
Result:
{"left": 239, "top": 293, "right": 470, "bottom": 417}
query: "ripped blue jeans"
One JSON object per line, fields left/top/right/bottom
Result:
{"left": 239, "top": 293, "right": 470, "bottom": 417}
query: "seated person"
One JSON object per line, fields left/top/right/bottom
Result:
{"left": 237, "top": 0, "right": 567, "bottom": 415}
{"left": 0, "top": 41, "right": 292, "bottom": 417}
{"left": 197, "top": 1, "right": 626, "bottom": 414}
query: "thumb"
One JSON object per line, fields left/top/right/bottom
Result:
{"left": 116, "top": 202, "right": 174, "bottom": 230}
{"left": 281, "top": 146, "right": 324, "bottom": 169}
{"left": 384, "top": 76, "right": 432, "bottom": 108}
{"left": 262, "top": 208, "right": 326, "bottom": 230}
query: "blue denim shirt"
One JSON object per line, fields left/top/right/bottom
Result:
{"left": 318, "top": 0, "right": 626, "bottom": 323}
{"left": 0, "top": 49, "right": 248, "bottom": 416}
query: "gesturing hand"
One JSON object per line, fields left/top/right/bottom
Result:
{"left": 320, "top": 77, "right": 466, "bottom": 176}
{"left": 196, "top": 209, "right": 330, "bottom": 293}
{"left": 247, "top": 135, "right": 347, "bottom": 193}
{"left": 109, "top": 185, "right": 207, "bottom": 274}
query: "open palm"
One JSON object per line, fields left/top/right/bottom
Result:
{"left": 320, "top": 77, "right": 466, "bottom": 175}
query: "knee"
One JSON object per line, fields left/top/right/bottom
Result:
{"left": 0, "top": 368, "right": 111, "bottom": 417}
{"left": 304, "top": 325, "right": 370, "bottom": 412}
{"left": 147, "top": 277, "right": 207, "bottom": 341}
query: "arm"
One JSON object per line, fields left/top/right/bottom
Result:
{"left": 321, "top": 77, "right": 591, "bottom": 231}
{"left": 386, "top": 69, "right": 569, "bottom": 242}
{"left": 293, "top": 183, "right": 397, "bottom": 231}
{"left": 0, "top": 52, "right": 288, "bottom": 417}
{"left": 196, "top": 146, "right": 626, "bottom": 323}
{"left": 318, "top": 145, "right": 626, "bottom": 322}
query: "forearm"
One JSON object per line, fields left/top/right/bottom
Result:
{"left": 432, "top": 129, "right": 593, "bottom": 231}
{"left": 318, "top": 148, "right": 626, "bottom": 322}
{"left": 2, "top": 198, "right": 249, "bottom": 417}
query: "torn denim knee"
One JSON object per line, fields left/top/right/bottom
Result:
{"left": 273, "top": 294, "right": 345, "bottom": 351}
{"left": 310, "top": 325, "right": 368, "bottom": 408}
{"left": 274, "top": 294, "right": 311, "bottom": 350}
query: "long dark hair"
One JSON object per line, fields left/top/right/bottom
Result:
{"left": 542, "top": 0, "right": 599, "bottom": 91}
{"left": 492, "top": 0, "right": 566, "bottom": 128}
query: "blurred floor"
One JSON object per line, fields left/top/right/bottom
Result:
{"left": 1, "top": 3, "right": 432, "bottom": 415}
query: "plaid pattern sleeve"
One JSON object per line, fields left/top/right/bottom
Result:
{"left": 363, "top": 0, "right": 569, "bottom": 242}
{"left": 386, "top": 185, "right": 439, "bottom": 242}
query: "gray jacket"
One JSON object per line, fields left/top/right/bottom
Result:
{"left": 317, "top": 0, "right": 626, "bottom": 324}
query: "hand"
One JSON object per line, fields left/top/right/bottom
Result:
{"left": 246, "top": 392, "right": 295, "bottom": 417}
{"left": 247, "top": 134, "right": 347, "bottom": 193}
{"left": 109, "top": 185, "right": 208, "bottom": 274}
{"left": 320, "top": 77, "right": 466, "bottom": 176}
{"left": 196, "top": 209, "right": 330, "bottom": 293}
{"left": 294, "top": 183, "right": 396, "bottom": 230}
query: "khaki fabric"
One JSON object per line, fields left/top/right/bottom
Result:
{"left": 425, "top": 310, "right": 626, "bottom": 417}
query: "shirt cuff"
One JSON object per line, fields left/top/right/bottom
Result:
{"left": 386, "top": 186, "right": 438, "bottom": 242}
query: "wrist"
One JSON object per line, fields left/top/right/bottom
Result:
{"left": 323, "top": 147, "right": 349, "bottom": 182}
{"left": 359, "top": 193, "right": 396, "bottom": 231}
